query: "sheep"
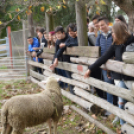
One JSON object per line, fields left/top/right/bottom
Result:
{"left": 1, "top": 76, "right": 63, "bottom": 134}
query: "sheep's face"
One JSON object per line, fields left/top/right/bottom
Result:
{"left": 41, "top": 76, "right": 61, "bottom": 84}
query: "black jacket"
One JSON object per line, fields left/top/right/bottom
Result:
{"left": 55, "top": 36, "right": 78, "bottom": 62}
{"left": 52, "top": 34, "right": 69, "bottom": 63}
{"left": 89, "top": 34, "right": 134, "bottom": 80}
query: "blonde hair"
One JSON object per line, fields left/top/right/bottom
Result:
{"left": 112, "top": 22, "right": 130, "bottom": 45}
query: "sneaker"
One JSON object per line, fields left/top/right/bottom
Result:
{"left": 112, "top": 116, "right": 120, "bottom": 125}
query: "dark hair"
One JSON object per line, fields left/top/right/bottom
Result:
{"left": 66, "top": 23, "right": 77, "bottom": 33}
{"left": 92, "top": 15, "right": 100, "bottom": 21}
{"left": 55, "top": 26, "right": 65, "bottom": 33}
{"left": 36, "top": 28, "right": 39, "bottom": 32}
{"left": 39, "top": 28, "right": 45, "bottom": 34}
{"left": 87, "top": 17, "right": 90, "bottom": 23}
{"left": 98, "top": 16, "right": 109, "bottom": 24}
{"left": 115, "top": 15, "right": 127, "bottom": 25}
{"left": 27, "top": 37, "right": 32, "bottom": 39}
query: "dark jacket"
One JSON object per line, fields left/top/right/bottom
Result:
{"left": 96, "top": 32, "right": 113, "bottom": 56}
{"left": 55, "top": 36, "right": 78, "bottom": 63}
{"left": 89, "top": 34, "right": 134, "bottom": 80}
{"left": 52, "top": 34, "right": 69, "bottom": 63}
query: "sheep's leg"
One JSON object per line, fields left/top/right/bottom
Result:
{"left": 47, "top": 119, "right": 52, "bottom": 134}
{"left": 1, "top": 126, "right": 6, "bottom": 134}
{"left": 5, "top": 124, "right": 12, "bottom": 134}
{"left": 53, "top": 121, "right": 58, "bottom": 134}
{"left": 11, "top": 128, "right": 24, "bottom": 134}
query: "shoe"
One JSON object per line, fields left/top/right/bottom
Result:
{"left": 112, "top": 116, "right": 119, "bottom": 125}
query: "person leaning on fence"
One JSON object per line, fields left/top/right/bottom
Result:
{"left": 50, "top": 23, "right": 78, "bottom": 95}
{"left": 96, "top": 17, "right": 115, "bottom": 111}
{"left": 26, "top": 37, "right": 43, "bottom": 74}
{"left": 36, "top": 28, "right": 48, "bottom": 58}
{"left": 84, "top": 22, "right": 134, "bottom": 128}
{"left": 49, "top": 26, "right": 68, "bottom": 90}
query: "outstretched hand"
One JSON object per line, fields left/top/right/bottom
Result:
{"left": 84, "top": 69, "right": 91, "bottom": 79}
{"left": 49, "top": 58, "right": 58, "bottom": 71}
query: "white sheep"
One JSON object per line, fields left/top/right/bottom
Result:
{"left": 1, "top": 76, "right": 63, "bottom": 134}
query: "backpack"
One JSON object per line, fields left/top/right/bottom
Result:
{"left": 126, "top": 43, "right": 134, "bottom": 52}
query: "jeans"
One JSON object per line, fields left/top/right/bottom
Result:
{"left": 114, "top": 80, "right": 129, "bottom": 125}
{"left": 65, "top": 70, "right": 75, "bottom": 95}
{"left": 102, "top": 70, "right": 114, "bottom": 104}
{"left": 56, "top": 68, "right": 68, "bottom": 89}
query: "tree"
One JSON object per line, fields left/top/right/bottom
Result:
{"left": 112, "top": 0, "right": 134, "bottom": 32}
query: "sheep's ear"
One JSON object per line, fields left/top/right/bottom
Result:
{"left": 55, "top": 77, "right": 61, "bottom": 82}
{"left": 40, "top": 80, "right": 47, "bottom": 84}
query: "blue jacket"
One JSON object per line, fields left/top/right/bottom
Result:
{"left": 96, "top": 32, "right": 113, "bottom": 56}
{"left": 28, "top": 37, "right": 43, "bottom": 62}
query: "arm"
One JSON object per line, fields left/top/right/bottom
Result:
{"left": 55, "top": 46, "right": 66, "bottom": 59}
{"left": 89, "top": 45, "right": 115, "bottom": 72}
{"left": 28, "top": 45, "right": 35, "bottom": 52}
{"left": 84, "top": 45, "right": 114, "bottom": 78}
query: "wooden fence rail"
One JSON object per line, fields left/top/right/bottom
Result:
{"left": 28, "top": 46, "right": 134, "bottom": 133}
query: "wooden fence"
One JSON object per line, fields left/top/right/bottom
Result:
{"left": 28, "top": 46, "right": 134, "bottom": 134}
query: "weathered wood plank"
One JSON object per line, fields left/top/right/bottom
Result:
{"left": 122, "top": 52, "right": 134, "bottom": 64}
{"left": 70, "top": 105, "right": 116, "bottom": 134}
{"left": 28, "top": 60, "right": 51, "bottom": 71}
{"left": 71, "top": 57, "right": 134, "bottom": 78}
{"left": 72, "top": 73, "right": 134, "bottom": 102}
{"left": 29, "top": 60, "right": 88, "bottom": 76}
{"left": 73, "top": 86, "right": 134, "bottom": 126}
{"left": 61, "top": 90, "right": 94, "bottom": 112}
{"left": 39, "top": 52, "right": 53, "bottom": 60}
{"left": 125, "top": 102, "right": 134, "bottom": 116}
{"left": 30, "top": 69, "right": 90, "bottom": 90}
{"left": 121, "top": 124, "right": 134, "bottom": 134}
{"left": 43, "top": 46, "right": 100, "bottom": 58}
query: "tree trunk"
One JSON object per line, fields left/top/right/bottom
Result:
{"left": 27, "top": 13, "right": 34, "bottom": 37}
{"left": 112, "top": 0, "right": 134, "bottom": 32}
{"left": 45, "top": 12, "right": 54, "bottom": 32}
{"left": 75, "top": 0, "right": 88, "bottom": 46}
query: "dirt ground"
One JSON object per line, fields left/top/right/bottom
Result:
{"left": 0, "top": 80, "right": 121, "bottom": 134}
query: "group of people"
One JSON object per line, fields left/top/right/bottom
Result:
{"left": 26, "top": 14, "right": 134, "bottom": 130}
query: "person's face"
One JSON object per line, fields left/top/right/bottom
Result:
{"left": 52, "top": 35, "right": 57, "bottom": 43}
{"left": 27, "top": 38, "right": 33, "bottom": 44}
{"left": 115, "top": 18, "right": 121, "bottom": 23}
{"left": 38, "top": 32, "right": 43, "bottom": 39}
{"left": 44, "top": 33, "right": 49, "bottom": 40}
{"left": 68, "top": 28, "right": 76, "bottom": 38}
{"left": 88, "top": 26, "right": 94, "bottom": 32}
{"left": 55, "top": 31, "right": 65, "bottom": 40}
{"left": 99, "top": 20, "right": 109, "bottom": 33}
{"left": 49, "top": 33, "right": 53, "bottom": 41}
{"left": 93, "top": 19, "right": 99, "bottom": 30}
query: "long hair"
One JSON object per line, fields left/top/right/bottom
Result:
{"left": 112, "top": 22, "right": 130, "bottom": 45}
